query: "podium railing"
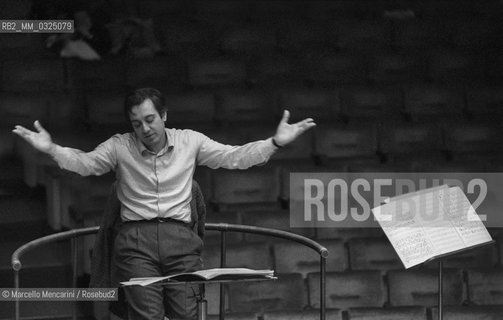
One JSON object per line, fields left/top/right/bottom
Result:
{"left": 11, "top": 226, "right": 99, "bottom": 320}
{"left": 11, "top": 223, "right": 328, "bottom": 320}
{"left": 205, "top": 223, "right": 328, "bottom": 320}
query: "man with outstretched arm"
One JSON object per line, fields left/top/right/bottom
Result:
{"left": 12, "top": 87, "right": 316, "bottom": 320}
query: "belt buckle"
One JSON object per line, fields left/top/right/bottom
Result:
{"left": 157, "top": 217, "right": 165, "bottom": 223}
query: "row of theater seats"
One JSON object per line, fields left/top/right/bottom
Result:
{"left": 134, "top": 0, "right": 502, "bottom": 26}
{"left": 12, "top": 151, "right": 503, "bottom": 229}
{"left": 199, "top": 204, "right": 503, "bottom": 316}
{"left": 2, "top": 51, "right": 503, "bottom": 95}
{"left": 2, "top": 1, "right": 502, "bottom": 60}
{"left": 198, "top": 267, "right": 503, "bottom": 315}
{"left": 2, "top": 0, "right": 499, "bottom": 22}
{"left": 204, "top": 306, "right": 503, "bottom": 320}
{"left": 149, "top": 15, "right": 500, "bottom": 54}
{"left": 69, "top": 204, "right": 502, "bottom": 317}
{"left": 5, "top": 183, "right": 500, "bottom": 272}
{"left": 1, "top": 185, "right": 502, "bottom": 318}
{"left": 8, "top": 124, "right": 503, "bottom": 236}
{"left": 2, "top": 82, "right": 503, "bottom": 129}
{"left": 199, "top": 218, "right": 502, "bottom": 271}
{"left": 197, "top": 210, "right": 503, "bottom": 315}
{"left": 8, "top": 119, "right": 503, "bottom": 187}
{"left": 67, "top": 198, "right": 502, "bottom": 272}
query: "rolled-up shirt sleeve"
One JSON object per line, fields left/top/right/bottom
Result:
{"left": 50, "top": 136, "right": 118, "bottom": 176}
{"left": 194, "top": 131, "right": 278, "bottom": 169}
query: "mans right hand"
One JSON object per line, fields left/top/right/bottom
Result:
{"left": 12, "top": 120, "right": 55, "bottom": 154}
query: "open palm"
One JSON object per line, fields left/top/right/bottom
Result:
{"left": 12, "top": 121, "right": 54, "bottom": 154}
{"left": 273, "top": 110, "right": 316, "bottom": 147}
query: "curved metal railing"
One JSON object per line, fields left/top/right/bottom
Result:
{"left": 11, "top": 223, "right": 328, "bottom": 320}
{"left": 11, "top": 226, "right": 99, "bottom": 320}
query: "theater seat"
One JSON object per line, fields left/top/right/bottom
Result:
{"left": 430, "top": 305, "right": 503, "bottom": 320}
{"left": 164, "top": 90, "right": 216, "bottom": 125}
{"left": 248, "top": 54, "right": 305, "bottom": 88}
{"left": 85, "top": 91, "right": 128, "bottom": 130}
{"left": 154, "top": 17, "right": 217, "bottom": 56}
{"left": 210, "top": 166, "right": 281, "bottom": 211}
{"left": 250, "top": 129, "right": 314, "bottom": 164}
{"left": 279, "top": 164, "right": 346, "bottom": 207}
{"left": 391, "top": 18, "right": 440, "bottom": 50}
{"left": 305, "top": 51, "right": 367, "bottom": 85}
{"left": 2, "top": 59, "right": 65, "bottom": 92}
{"left": 46, "top": 93, "right": 84, "bottom": 130}
{"left": 228, "top": 273, "right": 307, "bottom": 313}
{"left": 214, "top": 88, "right": 272, "bottom": 125}
{"left": 427, "top": 49, "right": 481, "bottom": 83}
{"left": 443, "top": 121, "right": 503, "bottom": 157}
{"left": 387, "top": 268, "right": 464, "bottom": 307}
{"left": 465, "top": 268, "right": 503, "bottom": 305}
{"left": 403, "top": 84, "right": 465, "bottom": 121}
{"left": 367, "top": 52, "right": 426, "bottom": 84}
{"left": 331, "top": 19, "right": 390, "bottom": 51}
{"left": 273, "top": 239, "right": 347, "bottom": 277}
{"left": 194, "top": 0, "right": 249, "bottom": 24}
{"left": 340, "top": 85, "right": 403, "bottom": 121}
{"left": 246, "top": 1, "right": 304, "bottom": 24}
{"left": 0, "top": 34, "right": 48, "bottom": 59}
{"left": 378, "top": 122, "right": 444, "bottom": 162}
{"left": 187, "top": 57, "right": 247, "bottom": 88}
{"left": 314, "top": 124, "right": 378, "bottom": 164}
{"left": 207, "top": 312, "right": 257, "bottom": 320}
{"left": 316, "top": 228, "right": 384, "bottom": 242}
{"left": 218, "top": 23, "right": 276, "bottom": 55}
{"left": 125, "top": 56, "right": 186, "bottom": 91}
{"left": 66, "top": 58, "right": 127, "bottom": 91}
{"left": 0, "top": 131, "right": 16, "bottom": 159}
{"left": 137, "top": 1, "right": 185, "bottom": 18}
{"left": 443, "top": 17, "right": 493, "bottom": 49}
{"left": 347, "top": 238, "right": 402, "bottom": 272}
{"left": 466, "top": 85, "right": 503, "bottom": 119}
{"left": 277, "top": 22, "right": 327, "bottom": 53}
{"left": 202, "top": 242, "right": 273, "bottom": 270}
{"left": 308, "top": 271, "right": 386, "bottom": 309}
{"left": 0, "top": 92, "right": 51, "bottom": 127}
{"left": 347, "top": 306, "right": 427, "bottom": 320}
{"left": 274, "top": 86, "right": 340, "bottom": 123}
{"left": 438, "top": 245, "right": 498, "bottom": 269}
{"left": 241, "top": 209, "right": 315, "bottom": 243}
{"left": 263, "top": 309, "right": 343, "bottom": 320}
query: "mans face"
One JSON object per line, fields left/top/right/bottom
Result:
{"left": 129, "top": 99, "right": 167, "bottom": 153}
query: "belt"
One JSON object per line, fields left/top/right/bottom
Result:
{"left": 123, "top": 217, "right": 190, "bottom": 226}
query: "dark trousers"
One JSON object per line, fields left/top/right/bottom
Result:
{"left": 112, "top": 220, "right": 203, "bottom": 320}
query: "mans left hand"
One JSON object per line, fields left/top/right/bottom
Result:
{"left": 273, "top": 110, "right": 316, "bottom": 147}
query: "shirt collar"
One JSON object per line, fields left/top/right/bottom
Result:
{"left": 135, "top": 128, "right": 174, "bottom": 156}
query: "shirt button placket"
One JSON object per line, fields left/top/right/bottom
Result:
{"left": 154, "top": 155, "right": 161, "bottom": 216}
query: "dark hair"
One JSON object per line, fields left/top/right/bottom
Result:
{"left": 124, "top": 88, "right": 167, "bottom": 122}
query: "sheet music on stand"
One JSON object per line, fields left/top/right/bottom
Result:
{"left": 121, "top": 268, "right": 277, "bottom": 320}
{"left": 121, "top": 268, "right": 276, "bottom": 287}
{"left": 372, "top": 184, "right": 495, "bottom": 320}
{"left": 371, "top": 185, "right": 493, "bottom": 269}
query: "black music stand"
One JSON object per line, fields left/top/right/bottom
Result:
{"left": 425, "top": 240, "right": 495, "bottom": 320}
